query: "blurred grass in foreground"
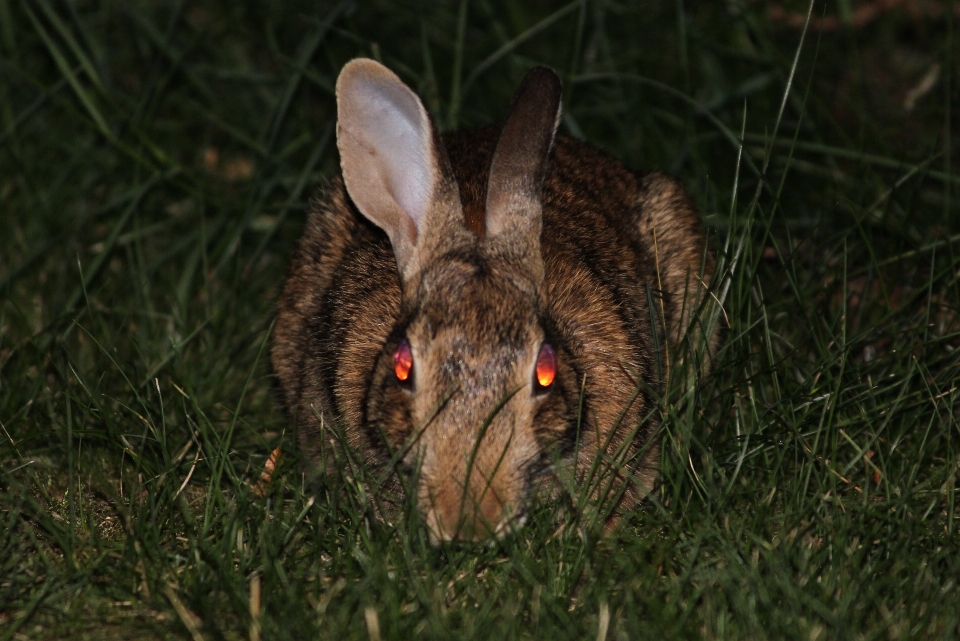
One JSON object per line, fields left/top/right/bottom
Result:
{"left": 1, "top": 0, "right": 959, "bottom": 639}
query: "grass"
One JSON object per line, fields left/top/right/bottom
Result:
{"left": 1, "top": 0, "right": 959, "bottom": 638}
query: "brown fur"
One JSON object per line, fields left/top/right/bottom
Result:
{"left": 272, "top": 64, "right": 716, "bottom": 542}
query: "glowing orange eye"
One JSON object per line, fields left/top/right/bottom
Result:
{"left": 394, "top": 339, "right": 413, "bottom": 383}
{"left": 535, "top": 343, "right": 556, "bottom": 389}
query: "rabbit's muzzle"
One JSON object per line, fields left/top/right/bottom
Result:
{"left": 412, "top": 377, "right": 539, "bottom": 542}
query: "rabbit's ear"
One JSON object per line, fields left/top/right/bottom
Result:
{"left": 336, "top": 58, "right": 463, "bottom": 279}
{"left": 485, "top": 67, "right": 562, "bottom": 281}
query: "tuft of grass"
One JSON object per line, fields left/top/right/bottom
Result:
{"left": 1, "top": 1, "right": 958, "bottom": 639}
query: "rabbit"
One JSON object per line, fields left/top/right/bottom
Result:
{"left": 271, "top": 58, "right": 717, "bottom": 542}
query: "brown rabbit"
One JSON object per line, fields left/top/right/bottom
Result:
{"left": 272, "top": 59, "right": 717, "bottom": 542}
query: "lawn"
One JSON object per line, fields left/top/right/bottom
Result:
{"left": 1, "top": 0, "right": 959, "bottom": 639}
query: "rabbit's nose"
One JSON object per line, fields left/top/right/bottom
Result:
{"left": 423, "top": 483, "right": 508, "bottom": 542}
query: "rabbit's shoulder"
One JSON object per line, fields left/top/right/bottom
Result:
{"left": 272, "top": 177, "right": 399, "bottom": 438}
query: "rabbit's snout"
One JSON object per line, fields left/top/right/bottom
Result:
{"left": 423, "top": 494, "right": 527, "bottom": 543}
{"left": 414, "top": 379, "right": 537, "bottom": 542}
{"left": 420, "top": 469, "right": 520, "bottom": 543}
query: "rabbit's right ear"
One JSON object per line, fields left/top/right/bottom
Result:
{"left": 484, "top": 67, "right": 562, "bottom": 286}
{"left": 336, "top": 59, "right": 464, "bottom": 281}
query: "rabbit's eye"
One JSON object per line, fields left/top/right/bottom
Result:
{"left": 535, "top": 343, "right": 556, "bottom": 390}
{"left": 394, "top": 339, "right": 413, "bottom": 383}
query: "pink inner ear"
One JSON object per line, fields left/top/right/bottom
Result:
{"left": 337, "top": 61, "right": 436, "bottom": 237}
{"left": 355, "top": 80, "right": 431, "bottom": 226}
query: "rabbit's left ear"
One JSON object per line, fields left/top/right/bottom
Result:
{"left": 336, "top": 58, "right": 464, "bottom": 281}
{"left": 484, "top": 66, "right": 562, "bottom": 282}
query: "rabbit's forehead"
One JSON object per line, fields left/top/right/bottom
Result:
{"left": 417, "top": 248, "right": 538, "bottom": 296}
{"left": 409, "top": 297, "right": 540, "bottom": 353}
{"left": 411, "top": 277, "right": 539, "bottom": 344}
{"left": 413, "top": 258, "right": 540, "bottom": 338}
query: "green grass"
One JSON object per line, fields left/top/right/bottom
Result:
{"left": 2, "top": 0, "right": 959, "bottom": 639}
